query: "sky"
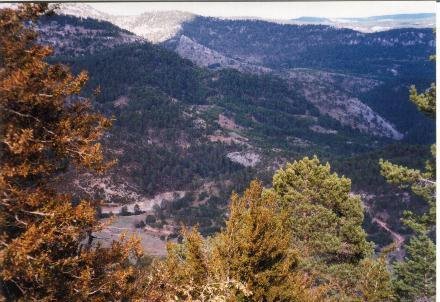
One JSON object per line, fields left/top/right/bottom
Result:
{"left": 88, "top": 1, "right": 436, "bottom": 19}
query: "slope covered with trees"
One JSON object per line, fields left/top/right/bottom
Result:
{"left": 0, "top": 4, "right": 435, "bottom": 301}
{"left": 380, "top": 58, "right": 436, "bottom": 301}
{"left": 172, "top": 16, "right": 434, "bottom": 77}
{"left": 155, "top": 160, "right": 395, "bottom": 301}
{"left": 166, "top": 16, "right": 435, "bottom": 144}
{"left": 35, "top": 11, "right": 435, "bottom": 249}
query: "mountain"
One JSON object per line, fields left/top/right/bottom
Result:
{"left": 293, "top": 17, "right": 331, "bottom": 23}
{"left": 345, "top": 13, "right": 434, "bottom": 22}
{"left": 36, "top": 11, "right": 435, "bottom": 254}
{"left": 163, "top": 16, "right": 434, "bottom": 142}
{"left": 38, "top": 14, "right": 143, "bottom": 56}
{"left": 288, "top": 13, "right": 435, "bottom": 32}
{"left": 44, "top": 8, "right": 434, "bottom": 141}
{"left": 167, "top": 17, "right": 434, "bottom": 76}
{"left": 53, "top": 2, "right": 108, "bottom": 21}
{"left": 56, "top": 3, "right": 195, "bottom": 43}
{"left": 54, "top": 2, "right": 436, "bottom": 140}
{"left": 55, "top": 3, "right": 435, "bottom": 39}
{"left": 53, "top": 5, "right": 432, "bottom": 139}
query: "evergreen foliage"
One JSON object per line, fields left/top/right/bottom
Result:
{"left": 272, "top": 156, "right": 372, "bottom": 262}
{"left": 211, "top": 181, "right": 304, "bottom": 301}
{"left": 0, "top": 4, "right": 143, "bottom": 300}
{"left": 159, "top": 159, "right": 395, "bottom": 301}
{"left": 178, "top": 16, "right": 434, "bottom": 77}
{"left": 379, "top": 54, "right": 436, "bottom": 302}
{"left": 161, "top": 181, "right": 327, "bottom": 301}
{"left": 393, "top": 234, "right": 436, "bottom": 301}
{"left": 271, "top": 157, "right": 395, "bottom": 301}
{"left": 357, "top": 256, "right": 396, "bottom": 301}
{"left": 1, "top": 5, "right": 433, "bottom": 301}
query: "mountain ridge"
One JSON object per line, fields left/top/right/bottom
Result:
{"left": 55, "top": 3, "right": 434, "bottom": 41}
{"left": 287, "top": 13, "right": 434, "bottom": 32}
{"left": 34, "top": 11, "right": 434, "bottom": 253}
{"left": 38, "top": 12, "right": 417, "bottom": 141}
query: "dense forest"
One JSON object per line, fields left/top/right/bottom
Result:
{"left": 173, "top": 16, "right": 434, "bottom": 76}
{"left": 37, "top": 7, "right": 435, "bottom": 251}
{"left": 0, "top": 4, "right": 435, "bottom": 301}
{"left": 167, "top": 15, "right": 435, "bottom": 144}
{"left": 48, "top": 27, "right": 431, "bottom": 246}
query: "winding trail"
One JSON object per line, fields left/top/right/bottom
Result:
{"left": 361, "top": 195, "right": 405, "bottom": 255}
{"left": 372, "top": 217, "right": 405, "bottom": 256}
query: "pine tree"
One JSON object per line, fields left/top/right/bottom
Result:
{"left": 379, "top": 53, "right": 436, "bottom": 302}
{"left": 272, "top": 156, "right": 372, "bottom": 263}
{"left": 379, "top": 149, "right": 435, "bottom": 234}
{"left": 393, "top": 234, "right": 435, "bottom": 301}
{"left": 356, "top": 255, "right": 396, "bottom": 301}
{"left": 211, "top": 180, "right": 316, "bottom": 301}
{"left": 0, "top": 4, "right": 143, "bottom": 300}
{"left": 158, "top": 227, "right": 251, "bottom": 301}
{"left": 272, "top": 156, "right": 394, "bottom": 301}
{"left": 160, "top": 181, "right": 326, "bottom": 301}
{"left": 409, "top": 53, "right": 435, "bottom": 119}
{"left": 159, "top": 162, "right": 395, "bottom": 301}
{"left": 166, "top": 227, "right": 210, "bottom": 296}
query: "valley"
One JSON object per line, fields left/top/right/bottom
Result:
{"left": 2, "top": 3, "right": 437, "bottom": 300}
{"left": 37, "top": 4, "right": 435, "bottom": 255}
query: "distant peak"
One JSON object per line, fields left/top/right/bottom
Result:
{"left": 292, "top": 17, "right": 330, "bottom": 22}
{"left": 286, "top": 13, "right": 434, "bottom": 32}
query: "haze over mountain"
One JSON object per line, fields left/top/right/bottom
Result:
{"left": 287, "top": 13, "right": 435, "bottom": 32}
{"left": 56, "top": 3, "right": 435, "bottom": 40}
{"left": 54, "top": 3, "right": 435, "bottom": 141}
{"left": 34, "top": 4, "right": 436, "bottom": 255}
{"left": 56, "top": 3, "right": 195, "bottom": 43}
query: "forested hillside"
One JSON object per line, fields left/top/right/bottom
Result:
{"left": 1, "top": 4, "right": 435, "bottom": 301}
{"left": 35, "top": 12, "right": 435, "bottom": 248}
{"left": 166, "top": 16, "right": 435, "bottom": 143}
{"left": 170, "top": 17, "right": 434, "bottom": 75}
